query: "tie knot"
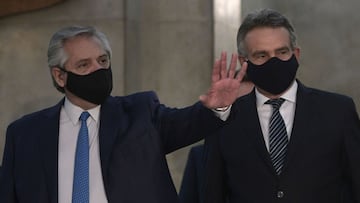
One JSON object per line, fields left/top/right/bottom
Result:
{"left": 79, "top": 111, "right": 90, "bottom": 121}
{"left": 265, "top": 98, "right": 285, "bottom": 110}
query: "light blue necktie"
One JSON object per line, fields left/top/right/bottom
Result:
{"left": 72, "top": 111, "right": 90, "bottom": 203}
{"left": 266, "top": 98, "right": 288, "bottom": 175}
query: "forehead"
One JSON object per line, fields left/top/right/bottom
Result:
{"left": 63, "top": 35, "right": 106, "bottom": 59}
{"left": 244, "top": 27, "right": 291, "bottom": 53}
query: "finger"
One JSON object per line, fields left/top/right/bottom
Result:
{"left": 236, "top": 61, "right": 248, "bottom": 81}
{"left": 212, "top": 59, "right": 221, "bottom": 82}
{"left": 228, "top": 53, "right": 238, "bottom": 78}
{"left": 220, "top": 51, "right": 227, "bottom": 79}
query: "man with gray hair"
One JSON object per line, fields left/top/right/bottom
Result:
{"left": 0, "top": 25, "right": 246, "bottom": 203}
{"left": 203, "top": 8, "right": 360, "bottom": 203}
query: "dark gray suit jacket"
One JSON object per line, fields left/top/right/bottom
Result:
{"left": 204, "top": 82, "right": 360, "bottom": 203}
{"left": 0, "top": 91, "right": 225, "bottom": 203}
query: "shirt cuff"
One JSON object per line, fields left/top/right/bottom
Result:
{"left": 212, "top": 105, "right": 232, "bottom": 121}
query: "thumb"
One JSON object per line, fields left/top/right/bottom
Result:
{"left": 199, "top": 94, "right": 207, "bottom": 103}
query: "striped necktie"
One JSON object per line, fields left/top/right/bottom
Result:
{"left": 72, "top": 111, "right": 90, "bottom": 203}
{"left": 265, "top": 98, "right": 288, "bottom": 175}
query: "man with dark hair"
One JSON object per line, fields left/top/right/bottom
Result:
{"left": 203, "top": 8, "right": 360, "bottom": 203}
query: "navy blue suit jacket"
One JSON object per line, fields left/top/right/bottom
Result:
{"left": 204, "top": 82, "right": 360, "bottom": 203}
{"left": 179, "top": 145, "right": 205, "bottom": 203}
{"left": 0, "top": 91, "right": 225, "bottom": 203}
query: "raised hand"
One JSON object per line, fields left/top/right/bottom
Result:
{"left": 199, "top": 51, "right": 247, "bottom": 109}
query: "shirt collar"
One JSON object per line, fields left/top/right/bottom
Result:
{"left": 63, "top": 98, "right": 101, "bottom": 125}
{"left": 255, "top": 80, "right": 298, "bottom": 107}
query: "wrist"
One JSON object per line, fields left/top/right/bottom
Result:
{"left": 214, "top": 106, "right": 230, "bottom": 112}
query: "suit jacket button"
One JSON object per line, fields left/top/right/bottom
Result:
{"left": 277, "top": 191, "right": 284, "bottom": 198}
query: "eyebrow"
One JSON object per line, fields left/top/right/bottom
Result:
{"left": 75, "top": 54, "right": 109, "bottom": 64}
{"left": 275, "top": 46, "right": 290, "bottom": 52}
{"left": 75, "top": 59, "right": 90, "bottom": 66}
{"left": 251, "top": 50, "right": 267, "bottom": 57}
{"left": 98, "top": 54, "right": 109, "bottom": 58}
{"left": 251, "top": 46, "right": 290, "bottom": 56}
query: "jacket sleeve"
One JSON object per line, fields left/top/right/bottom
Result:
{"left": 143, "top": 91, "right": 226, "bottom": 154}
{"left": 343, "top": 98, "right": 360, "bottom": 203}
{"left": 0, "top": 124, "right": 18, "bottom": 203}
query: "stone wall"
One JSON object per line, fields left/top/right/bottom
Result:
{"left": 124, "top": 0, "right": 213, "bottom": 190}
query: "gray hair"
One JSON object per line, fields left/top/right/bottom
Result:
{"left": 236, "top": 9, "right": 297, "bottom": 56}
{"left": 47, "top": 25, "right": 112, "bottom": 92}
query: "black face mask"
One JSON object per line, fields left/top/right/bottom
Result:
{"left": 246, "top": 54, "right": 299, "bottom": 95}
{"left": 63, "top": 68, "right": 113, "bottom": 104}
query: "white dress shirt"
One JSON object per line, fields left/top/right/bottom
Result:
{"left": 58, "top": 98, "right": 108, "bottom": 203}
{"left": 256, "top": 81, "right": 298, "bottom": 151}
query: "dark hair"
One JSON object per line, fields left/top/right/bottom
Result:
{"left": 236, "top": 8, "right": 297, "bottom": 56}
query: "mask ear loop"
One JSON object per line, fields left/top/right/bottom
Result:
{"left": 241, "top": 53, "right": 250, "bottom": 63}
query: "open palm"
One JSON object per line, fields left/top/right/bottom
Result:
{"left": 200, "top": 52, "right": 248, "bottom": 109}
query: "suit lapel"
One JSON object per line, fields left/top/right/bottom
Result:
{"left": 98, "top": 97, "right": 129, "bottom": 189}
{"left": 243, "top": 84, "right": 315, "bottom": 176}
{"left": 38, "top": 99, "right": 64, "bottom": 203}
{"left": 35, "top": 97, "right": 129, "bottom": 202}
{"left": 242, "top": 83, "right": 316, "bottom": 176}
{"left": 281, "top": 82, "right": 314, "bottom": 174}
{"left": 240, "top": 92, "right": 276, "bottom": 173}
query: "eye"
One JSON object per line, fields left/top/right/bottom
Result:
{"left": 77, "top": 62, "right": 89, "bottom": 69}
{"left": 280, "top": 50, "right": 289, "bottom": 55}
{"left": 255, "top": 53, "right": 266, "bottom": 59}
{"left": 98, "top": 56, "right": 110, "bottom": 67}
{"left": 100, "top": 58, "right": 108, "bottom": 64}
{"left": 276, "top": 48, "right": 291, "bottom": 56}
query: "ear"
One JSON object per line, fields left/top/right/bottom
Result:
{"left": 293, "top": 47, "right": 301, "bottom": 61}
{"left": 51, "top": 67, "right": 66, "bottom": 88}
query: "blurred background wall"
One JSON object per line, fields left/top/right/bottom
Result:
{"left": 0, "top": 0, "right": 359, "bottom": 192}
